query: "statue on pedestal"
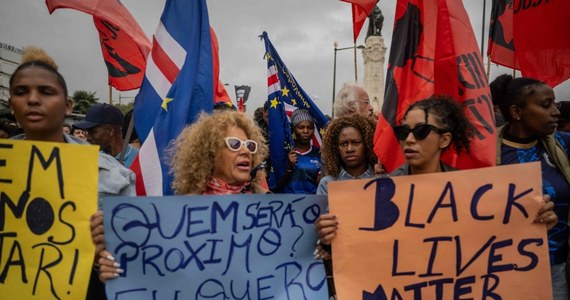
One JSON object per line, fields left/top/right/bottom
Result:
{"left": 366, "top": 5, "right": 384, "bottom": 39}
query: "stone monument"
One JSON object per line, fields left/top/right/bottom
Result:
{"left": 362, "top": 5, "right": 387, "bottom": 113}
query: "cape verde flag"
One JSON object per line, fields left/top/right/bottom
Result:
{"left": 131, "top": 0, "right": 213, "bottom": 196}
{"left": 261, "top": 32, "right": 329, "bottom": 190}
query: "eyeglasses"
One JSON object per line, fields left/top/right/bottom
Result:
{"left": 356, "top": 99, "right": 370, "bottom": 105}
{"left": 393, "top": 124, "right": 448, "bottom": 141}
{"left": 224, "top": 137, "right": 258, "bottom": 154}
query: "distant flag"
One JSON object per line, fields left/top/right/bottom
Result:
{"left": 235, "top": 85, "right": 251, "bottom": 112}
{"left": 211, "top": 28, "right": 231, "bottom": 102}
{"left": 488, "top": 0, "right": 570, "bottom": 87}
{"left": 130, "top": 0, "right": 213, "bottom": 196}
{"left": 261, "top": 32, "right": 329, "bottom": 190}
{"left": 46, "top": 0, "right": 151, "bottom": 91}
{"left": 487, "top": 0, "right": 518, "bottom": 70}
{"left": 340, "top": 0, "right": 377, "bottom": 42}
{"left": 373, "top": 0, "right": 496, "bottom": 173}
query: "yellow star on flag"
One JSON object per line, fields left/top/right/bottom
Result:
{"left": 320, "top": 128, "right": 326, "bottom": 136}
{"left": 265, "top": 52, "right": 271, "bottom": 61}
{"left": 281, "top": 87, "right": 290, "bottom": 97}
{"left": 161, "top": 97, "right": 174, "bottom": 111}
{"left": 270, "top": 97, "right": 280, "bottom": 109}
{"left": 291, "top": 99, "right": 297, "bottom": 106}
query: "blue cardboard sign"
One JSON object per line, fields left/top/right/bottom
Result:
{"left": 103, "top": 194, "right": 328, "bottom": 299}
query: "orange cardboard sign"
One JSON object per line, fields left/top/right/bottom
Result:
{"left": 329, "top": 162, "right": 551, "bottom": 299}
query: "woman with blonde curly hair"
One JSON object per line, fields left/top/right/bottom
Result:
{"left": 96, "top": 111, "right": 269, "bottom": 281}
{"left": 316, "top": 114, "right": 377, "bottom": 195}
{"left": 169, "top": 110, "right": 268, "bottom": 195}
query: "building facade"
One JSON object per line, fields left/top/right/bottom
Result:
{"left": 0, "top": 43, "right": 23, "bottom": 113}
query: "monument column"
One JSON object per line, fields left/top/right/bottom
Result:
{"left": 362, "top": 36, "right": 387, "bottom": 113}
{"left": 361, "top": 3, "right": 387, "bottom": 113}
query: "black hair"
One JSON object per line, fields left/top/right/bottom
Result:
{"left": 10, "top": 60, "right": 68, "bottom": 100}
{"left": 403, "top": 96, "right": 473, "bottom": 154}
{"left": 489, "top": 74, "right": 544, "bottom": 122}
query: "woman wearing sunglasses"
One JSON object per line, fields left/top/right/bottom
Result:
{"left": 491, "top": 74, "right": 568, "bottom": 299}
{"left": 169, "top": 110, "right": 268, "bottom": 195}
{"left": 95, "top": 111, "right": 268, "bottom": 281}
{"left": 389, "top": 97, "right": 472, "bottom": 175}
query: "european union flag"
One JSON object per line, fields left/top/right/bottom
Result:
{"left": 261, "top": 32, "right": 329, "bottom": 190}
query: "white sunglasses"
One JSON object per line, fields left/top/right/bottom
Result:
{"left": 224, "top": 137, "right": 258, "bottom": 154}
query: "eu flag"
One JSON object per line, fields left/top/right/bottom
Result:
{"left": 132, "top": 0, "right": 213, "bottom": 195}
{"left": 261, "top": 32, "right": 329, "bottom": 190}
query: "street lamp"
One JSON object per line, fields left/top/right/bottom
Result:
{"left": 332, "top": 41, "right": 365, "bottom": 116}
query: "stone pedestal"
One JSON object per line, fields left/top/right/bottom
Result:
{"left": 362, "top": 36, "right": 387, "bottom": 113}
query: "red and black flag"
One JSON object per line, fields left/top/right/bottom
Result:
{"left": 487, "top": 0, "right": 518, "bottom": 70}
{"left": 488, "top": 0, "right": 570, "bottom": 87}
{"left": 373, "top": 0, "right": 496, "bottom": 173}
{"left": 46, "top": 0, "right": 151, "bottom": 91}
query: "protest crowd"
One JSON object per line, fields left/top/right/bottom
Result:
{"left": 2, "top": 0, "right": 569, "bottom": 299}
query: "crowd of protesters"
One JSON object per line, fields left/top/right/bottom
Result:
{"left": 3, "top": 47, "right": 569, "bottom": 299}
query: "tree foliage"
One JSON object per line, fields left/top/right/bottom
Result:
{"left": 71, "top": 90, "right": 99, "bottom": 114}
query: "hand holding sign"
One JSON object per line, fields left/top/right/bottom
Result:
{"left": 533, "top": 195, "right": 557, "bottom": 230}
{"left": 329, "top": 162, "right": 552, "bottom": 300}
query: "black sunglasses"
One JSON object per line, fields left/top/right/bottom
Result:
{"left": 393, "top": 124, "right": 448, "bottom": 141}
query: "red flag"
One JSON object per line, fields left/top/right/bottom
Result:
{"left": 488, "top": 0, "right": 570, "bottom": 87}
{"left": 374, "top": 0, "right": 496, "bottom": 172}
{"left": 340, "top": 0, "right": 377, "bottom": 42}
{"left": 46, "top": 0, "right": 151, "bottom": 91}
{"left": 210, "top": 27, "right": 231, "bottom": 102}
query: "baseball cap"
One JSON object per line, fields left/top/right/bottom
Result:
{"left": 73, "top": 103, "right": 124, "bottom": 129}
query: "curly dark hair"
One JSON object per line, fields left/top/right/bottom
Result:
{"left": 489, "top": 74, "right": 545, "bottom": 122}
{"left": 321, "top": 114, "right": 377, "bottom": 177}
{"left": 403, "top": 96, "right": 473, "bottom": 154}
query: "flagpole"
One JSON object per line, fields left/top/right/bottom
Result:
{"left": 332, "top": 41, "right": 338, "bottom": 117}
{"left": 481, "top": 0, "right": 487, "bottom": 58}
{"left": 353, "top": 42, "right": 358, "bottom": 82}
{"left": 486, "top": 56, "right": 491, "bottom": 80}
{"left": 109, "top": 85, "right": 113, "bottom": 105}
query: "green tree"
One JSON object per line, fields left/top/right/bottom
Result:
{"left": 114, "top": 102, "right": 134, "bottom": 114}
{"left": 71, "top": 90, "right": 99, "bottom": 114}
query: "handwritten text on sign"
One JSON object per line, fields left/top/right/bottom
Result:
{"left": 329, "top": 162, "right": 551, "bottom": 300}
{"left": 103, "top": 194, "right": 328, "bottom": 299}
{"left": 0, "top": 139, "right": 98, "bottom": 299}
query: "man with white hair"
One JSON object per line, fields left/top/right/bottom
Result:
{"left": 333, "top": 82, "right": 374, "bottom": 118}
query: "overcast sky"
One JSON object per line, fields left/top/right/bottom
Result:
{"left": 1, "top": 0, "right": 568, "bottom": 116}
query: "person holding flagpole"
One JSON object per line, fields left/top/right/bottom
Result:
{"left": 273, "top": 109, "right": 322, "bottom": 194}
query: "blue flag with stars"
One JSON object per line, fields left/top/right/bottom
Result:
{"left": 133, "top": 0, "right": 213, "bottom": 195}
{"left": 261, "top": 31, "right": 329, "bottom": 190}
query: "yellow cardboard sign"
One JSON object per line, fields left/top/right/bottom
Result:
{"left": 0, "top": 139, "right": 98, "bottom": 299}
{"left": 329, "top": 162, "right": 552, "bottom": 299}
